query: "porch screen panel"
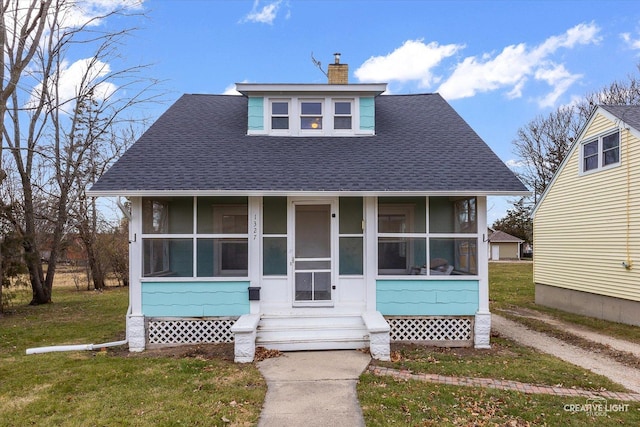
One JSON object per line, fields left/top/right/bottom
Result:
{"left": 378, "top": 197, "right": 426, "bottom": 275}
{"left": 142, "top": 197, "right": 193, "bottom": 234}
{"left": 263, "top": 197, "right": 287, "bottom": 276}
{"left": 195, "top": 197, "right": 248, "bottom": 278}
{"left": 339, "top": 197, "right": 363, "bottom": 275}
{"left": 142, "top": 197, "right": 194, "bottom": 277}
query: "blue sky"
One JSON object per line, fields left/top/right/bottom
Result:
{"left": 108, "top": 0, "right": 640, "bottom": 222}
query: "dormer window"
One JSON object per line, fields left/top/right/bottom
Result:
{"left": 300, "top": 101, "right": 322, "bottom": 130}
{"left": 271, "top": 100, "right": 290, "bottom": 130}
{"left": 238, "top": 82, "right": 386, "bottom": 137}
{"left": 334, "top": 100, "right": 352, "bottom": 130}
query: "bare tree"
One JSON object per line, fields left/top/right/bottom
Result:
{"left": 513, "top": 64, "right": 640, "bottom": 200}
{"left": 0, "top": 0, "right": 54, "bottom": 313}
{"left": 3, "top": 0, "right": 156, "bottom": 304}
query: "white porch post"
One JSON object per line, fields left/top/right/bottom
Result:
{"left": 248, "top": 196, "right": 261, "bottom": 315}
{"left": 128, "top": 197, "right": 145, "bottom": 352}
{"left": 364, "top": 196, "right": 377, "bottom": 312}
{"left": 474, "top": 196, "right": 491, "bottom": 348}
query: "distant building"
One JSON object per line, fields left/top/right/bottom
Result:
{"left": 533, "top": 105, "right": 640, "bottom": 326}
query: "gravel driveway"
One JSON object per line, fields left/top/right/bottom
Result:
{"left": 492, "top": 314, "right": 640, "bottom": 394}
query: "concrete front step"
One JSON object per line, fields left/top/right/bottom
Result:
{"left": 256, "top": 315, "right": 369, "bottom": 351}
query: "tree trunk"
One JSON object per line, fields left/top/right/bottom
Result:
{"left": 87, "top": 243, "right": 106, "bottom": 290}
{"left": 24, "top": 236, "right": 49, "bottom": 305}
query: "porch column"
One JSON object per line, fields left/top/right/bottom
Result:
{"left": 364, "top": 197, "right": 378, "bottom": 312}
{"left": 128, "top": 197, "right": 145, "bottom": 352}
{"left": 474, "top": 196, "right": 491, "bottom": 348}
{"left": 248, "top": 196, "right": 261, "bottom": 315}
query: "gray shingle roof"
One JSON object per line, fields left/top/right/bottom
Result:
{"left": 90, "top": 93, "right": 527, "bottom": 194}
{"left": 489, "top": 230, "right": 524, "bottom": 243}
{"left": 600, "top": 104, "right": 640, "bottom": 132}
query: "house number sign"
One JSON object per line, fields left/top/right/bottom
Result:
{"left": 252, "top": 213, "right": 258, "bottom": 241}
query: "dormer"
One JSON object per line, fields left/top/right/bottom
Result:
{"left": 236, "top": 55, "right": 386, "bottom": 137}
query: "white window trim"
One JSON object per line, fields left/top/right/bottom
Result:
{"left": 264, "top": 96, "right": 364, "bottom": 136}
{"left": 269, "top": 98, "right": 291, "bottom": 135}
{"left": 580, "top": 129, "right": 621, "bottom": 175}
{"left": 332, "top": 98, "right": 354, "bottom": 134}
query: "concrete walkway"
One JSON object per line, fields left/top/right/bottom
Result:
{"left": 257, "top": 350, "right": 371, "bottom": 427}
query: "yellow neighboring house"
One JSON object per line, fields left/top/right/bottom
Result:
{"left": 533, "top": 105, "right": 640, "bottom": 326}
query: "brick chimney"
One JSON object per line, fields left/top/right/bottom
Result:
{"left": 327, "top": 53, "right": 348, "bottom": 84}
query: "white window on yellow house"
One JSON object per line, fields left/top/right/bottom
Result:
{"left": 582, "top": 131, "right": 620, "bottom": 173}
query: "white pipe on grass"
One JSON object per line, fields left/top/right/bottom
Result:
{"left": 26, "top": 305, "right": 131, "bottom": 355}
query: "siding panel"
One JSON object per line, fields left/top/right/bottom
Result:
{"left": 142, "top": 281, "right": 250, "bottom": 317}
{"left": 376, "top": 280, "right": 479, "bottom": 315}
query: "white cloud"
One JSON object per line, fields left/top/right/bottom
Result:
{"left": 242, "top": 0, "right": 285, "bottom": 25}
{"left": 505, "top": 159, "right": 525, "bottom": 169}
{"left": 534, "top": 64, "right": 582, "bottom": 108}
{"left": 27, "top": 58, "right": 117, "bottom": 113}
{"left": 223, "top": 84, "right": 242, "bottom": 95}
{"left": 59, "top": 0, "right": 145, "bottom": 27}
{"left": 354, "top": 39, "right": 464, "bottom": 88}
{"left": 437, "top": 22, "right": 600, "bottom": 106}
{"left": 621, "top": 32, "right": 640, "bottom": 49}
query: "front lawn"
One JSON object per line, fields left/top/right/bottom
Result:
{"left": 0, "top": 268, "right": 266, "bottom": 426}
{"left": 358, "top": 262, "right": 640, "bottom": 426}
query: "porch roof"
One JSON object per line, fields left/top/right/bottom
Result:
{"left": 89, "top": 93, "right": 527, "bottom": 196}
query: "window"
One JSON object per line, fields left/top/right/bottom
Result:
{"left": 582, "top": 131, "right": 620, "bottom": 173}
{"left": 271, "top": 101, "right": 289, "bottom": 130}
{"left": 300, "top": 101, "right": 322, "bottom": 130}
{"left": 334, "top": 101, "right": 352, "bottom": 130}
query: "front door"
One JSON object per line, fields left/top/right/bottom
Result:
{"left": 293, "top": 202, "right": 333, "bottom": 305}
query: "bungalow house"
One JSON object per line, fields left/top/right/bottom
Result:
{"left": 488, "top": 229, "right": 525, "bottom": 260}
{"left": 89, "top": 56, "right": 527, "bottom": 362}
{"left": 533, "top": 105, "right": 640, "bottom": 326}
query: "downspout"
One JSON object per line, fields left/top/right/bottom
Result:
{"left": 623, "top": 127, "right": 634, "bottom": 270}
{"left": 26, "top": 304, "right": 131, "bottom": 355}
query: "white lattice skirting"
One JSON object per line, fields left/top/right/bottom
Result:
{"left": 387, "top": 316, "right": 474, "bottom": 346}
{"left": 147, "top": 318, "right": 236, "bottom": 346}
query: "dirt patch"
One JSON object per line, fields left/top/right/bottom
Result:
{"left": 373, "top": 340, "right": 517, "bottom": 366}
{"left": 112, "top": 342, "right": 236, "bottom": 361}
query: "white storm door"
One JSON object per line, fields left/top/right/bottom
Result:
{"left": 293, "top": 202, "right": 333, "bottom": 305}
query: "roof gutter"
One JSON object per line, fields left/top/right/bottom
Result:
{"left": 87, "top": 189, "right": 532, "bottom": 198}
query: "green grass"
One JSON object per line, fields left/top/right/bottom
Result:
{"left": 375, "top": 337, "right": 627, "bottom": 392}
{"left": 358, "top": 262, "right": 640, "bottom": 425}
{"left": 6, "top": 264, "right": 640, "bottom": 426}
{"left": 490, "top": 262, "right": 640, "bottom": 343}
{"left": 0, "top": 269, "right": 266, "bottom": 426}
{"left": 358, "top": 374, "right": 640, "bottom": 426}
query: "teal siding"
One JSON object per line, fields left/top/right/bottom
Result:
{"left": 248, "top": 97, "right": 264, "bottom": 131}
{"left": 142, "top": 281, "right": 250, "bottom": 317}
{"left": 376, "top": 280, "right": 479, "bottom": 315}
{"left": 359, "top": 97, "right": 375, "bottom": 131}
